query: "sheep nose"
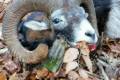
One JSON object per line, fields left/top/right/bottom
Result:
{"left": 85, "top": 32, "right": 95, "bottom": 39}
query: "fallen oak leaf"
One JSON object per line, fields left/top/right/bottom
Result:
{"left": 9, "top": 71, "right": 29, "bottom": 80}
{"left": 36, "top": 67, "right": 48, "bottom": 79}
{"left": 68, "top": 71, "right": 80, "bottom": 80}
{"left": 63, "top": 48, "right": 79, "bottom": 63}
{"left": 0, "top": 72, "right": 7, "bottom": 80}
{"left": 3, "top": 59, "right": 20, "bottom": 74}
{"left": 78, "top": 69, "right": 89, "bottom": 80}
{"left": 46, "top": 72, "right": 54, "bottom": 79}
{"left": 55, "top": 68, "right": 66, "bottom": 78}
{"left": 78, "top": 69, "right": 99, "bottom": 80}
{"left": 109, "top": 44, "right": 120, "bottom": 53}
{"left": 0, "top": 52, "right": 12, "bottom": 64}
{"left": 65, "top": 61, "right": 78, "bottom": 74}
{"left": 26, "top": 71, "right": 36, "bottom": 80}
{"left": 82, "top": 55, "right": 93, "bottom": 73}
{"left": 78, "top": 41, "right": 93, "bottom": 73}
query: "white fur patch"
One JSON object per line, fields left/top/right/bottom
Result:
{"left": 51, "top": 9, "right": 63, "bottom": 18}
{"left": 74, "top": 19, "right": 98, "bottom": 44}
{"left": 24, "top": 20, "right": 48, "bottom": 31}
{"left": 51, "top": 9, "right": 68, "bottom": 29}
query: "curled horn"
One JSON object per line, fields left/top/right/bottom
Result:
{"left": 2, "top": 0, "right": 53, "bottom": 64}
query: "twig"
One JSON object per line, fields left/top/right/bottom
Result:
{"left": 97, "top": 59, "right": 109, "bottom": 67}
{"left": 97, "top": 62, "right": 109, "bottom": 80}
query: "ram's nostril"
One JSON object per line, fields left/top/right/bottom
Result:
{"left": 85, "top": 32, "right": 95, "bottom": 38}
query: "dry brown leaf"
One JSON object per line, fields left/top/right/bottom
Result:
{"left": 109, "top": 44, "right": 120, "bottom": 53}
{"left": 78, "top": 41, "right": 90, "bottom": 54}
{"left": 78, "top": 69, "right": 89, "bottom": 80}
{"left": 79, "top": 41, "right": 93, "bottom": 73}
{"left": 0, "top": 72, "right": 7, "bottom": 80}
{"left": 55, "top": 68, "right": 66, "bottom": 78}
{"left": 4, "top": 0, "right": 11, "bottom": 3}
{"left": 0, "top": 53, "right": 12, "bottom": 64}
{"left": 9, "top": 73, "right": 19, "bottom": 80}
{"left": 65, "top": 61, "right": 78, "bottom": 74}
{"left": 0, "top": 10, "right": 5, "bottom": 22}
{"left": 68, "top": 71, "right": 80, "bottom": 80}
{"left": 3, "top": 59, "right": 20, "bottom": 74}
{"left": 9, "top": 71, "right": 29, "bottom": 80}
{"left": 26, "top": 71, "right": 36, "bottom": 80}
{"left": 46, "top": 72, "right": 54, "bottom": 79}
{"left": 36, "top": 67, "right": 48, "bottom": 79}
{"left": 63, "top": 48, "right": 79, "bottom": 63}
{"left": 82, "top": 55, "right": 93, "bottom": 73}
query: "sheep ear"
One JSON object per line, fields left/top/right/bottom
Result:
{"left": 79, "top": 7, "right": 86, "bottom": 14}
{"left": 79, "top": 7, "right": 89, "bottom": 18}
{"left": 24, "top": 20, "right": 49, "bottom": 31}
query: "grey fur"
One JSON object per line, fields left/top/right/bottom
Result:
{"left": 105, "top": 0, "right": 120, "bottom": 38}
{"left": 94, "top": 0, "right": 120, "bottom": 38}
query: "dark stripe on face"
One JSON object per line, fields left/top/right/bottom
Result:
{"left": 54, "top": 24, "right": 75, "bottom": 42}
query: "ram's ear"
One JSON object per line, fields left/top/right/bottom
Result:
{"left": 79, "top": 7, "right": 86, "bottom": 14}
{"left": 78, "top": 7, "right": 88, "bottom": 18}
{"left": 24, "top": 20, "right": 49, "bottom": 31}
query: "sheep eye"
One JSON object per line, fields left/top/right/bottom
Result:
{"left": 52, "top": 18, "right": 62, "bottom": 24}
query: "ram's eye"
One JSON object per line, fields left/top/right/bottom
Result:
{"left": 52, "top": 18, "right": 62, "bottom": 24}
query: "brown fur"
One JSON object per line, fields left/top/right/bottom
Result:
{"left": 26, "top": 29, "right": 52, "bottom": 42}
